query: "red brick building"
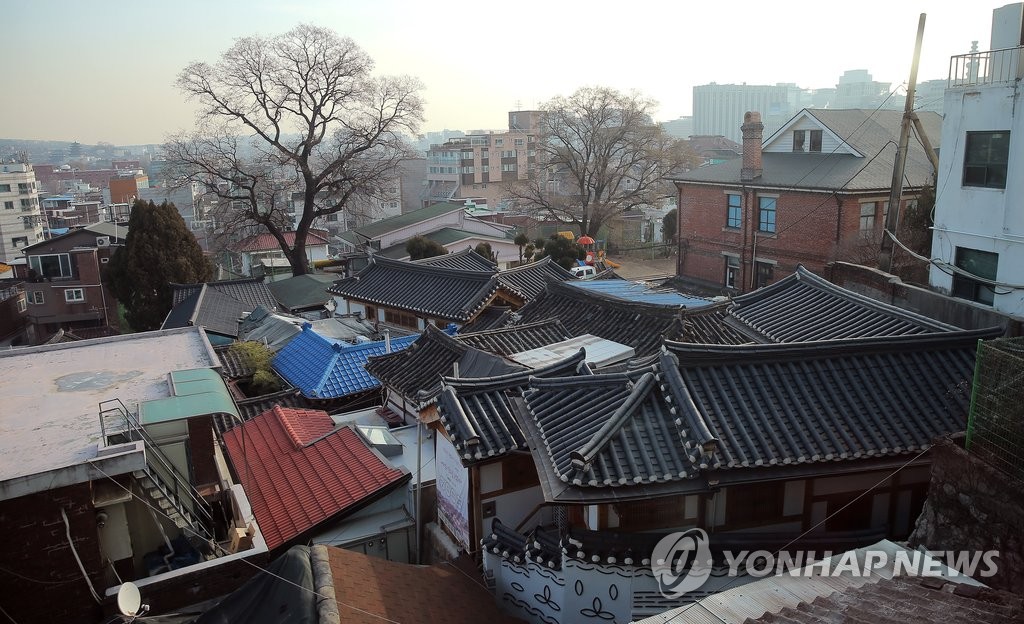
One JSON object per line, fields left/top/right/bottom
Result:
{"left": 669, "top": 109, "right": 941, "bottom": 293}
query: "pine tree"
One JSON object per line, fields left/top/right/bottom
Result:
{"left": 104, "top": 200, "right": 213, "bottom": 331}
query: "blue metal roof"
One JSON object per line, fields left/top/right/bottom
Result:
{"left": 566, "top": 279, "right": 710, "bottom": 307}
{"left": 272, "top": 325, "right": 455, "bottom": 398}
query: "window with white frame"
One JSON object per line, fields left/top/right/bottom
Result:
{"left": 64, "top": 288, "right": 85, "bottom": 303}
{"left": 17, "top": 298, "right": 26, "bottom": 313}
{"left": 29, "top": 253, "right": 73, "bottom": 279}
{"left": 28, "top": 291, "right": 44, "bottom": 305}
{"left": 724, "top": 255, "right": 740, "bottom": 289}
{"left": 502, "top": 164, "right": 517, "bottom": 172}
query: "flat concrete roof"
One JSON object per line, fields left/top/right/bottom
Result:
{"left": 0, "top": 327, "right": 218, "bottom": 486}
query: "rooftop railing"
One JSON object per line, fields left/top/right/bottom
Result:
{"left": 949, "top": 46, "right": 1024, "bottom": 87}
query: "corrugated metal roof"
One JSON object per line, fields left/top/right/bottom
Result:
{"left": 567, "top": 279, "right": 711, "bottom": 307}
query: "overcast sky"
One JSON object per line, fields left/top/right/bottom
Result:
{"left": 1, "top": 0, "right": 1010, "bottom": 145}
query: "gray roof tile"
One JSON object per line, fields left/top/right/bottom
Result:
{"left": 457, "top": 319, "right": 573, "bottom": 355}
{"left": 327, "top": 256, "right": 507, "bottom": 322}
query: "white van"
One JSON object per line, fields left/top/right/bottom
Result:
{"left": 569, "top": 265, "right": 597, "bottom": 279}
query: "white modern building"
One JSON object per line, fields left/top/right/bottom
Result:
{"left": 0, "top": 163, "right": 44, "bottom": 263}
{"left": 929, "top": 2, "right": 1024, "bottom": 318}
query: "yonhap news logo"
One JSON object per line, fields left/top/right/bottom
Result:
{"left": 650, "top": 528, "right": 714, "bottom": 598}
{"left": 650, "top": 530, "right": 999, "bottom": 599}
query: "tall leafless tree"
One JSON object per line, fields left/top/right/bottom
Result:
{"left": 509, "top": 87, "right": 700, "bottom": 237}
{"left": 165, "top": 24, "right": 423, "bottom": 275}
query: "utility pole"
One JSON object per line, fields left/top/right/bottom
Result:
{"left": 879, "top": 13, "right": 927, "bottom": 273}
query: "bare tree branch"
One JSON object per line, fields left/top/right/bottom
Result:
{"left": 166, "top": 24, "right": 423, "bottom": 275}
{"left": 508, "top": 86, "right": 700, "bottom": 237}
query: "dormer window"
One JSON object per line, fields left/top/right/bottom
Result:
{"left": 792, "top": 129, "right": 823, "bottom": 153}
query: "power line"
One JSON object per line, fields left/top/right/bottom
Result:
{"left": 666, "top": 445, "right": 933, "bottom": 623}
{"left": 86, "top": 460, "right": 403, "bottom": 624}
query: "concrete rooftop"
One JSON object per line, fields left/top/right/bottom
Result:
{"left": 0, "top": 327, "right": 218, "bottom": 487}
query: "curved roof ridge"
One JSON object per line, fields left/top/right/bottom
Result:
{"left": 441, "top": 348, "right": 587, "bottom": 389}
{"left": 734, "top": 266, "right": 957, "bottom": 330}
{"left": 369, "top": 254, "right": 497, "bottom": 279}
{"left": 664, "top": 327, "right": 1002, "bottom": 365}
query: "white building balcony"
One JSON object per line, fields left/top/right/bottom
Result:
{"left": 948, "top": 46, "right": 1024, "bottom": 88}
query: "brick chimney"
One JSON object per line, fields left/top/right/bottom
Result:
{"left": 741, "top": 111, "right": 764, "bottom": 181}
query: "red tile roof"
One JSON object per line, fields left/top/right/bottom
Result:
{"left": 231, "top": 230, "right": 330, "bottom": 252}
{"left": 224, "top": 406, "right": 409, "bottom": 550}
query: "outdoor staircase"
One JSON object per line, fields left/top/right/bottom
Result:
{"left": 99, "top": 398, "right": 215, "bottom": 541}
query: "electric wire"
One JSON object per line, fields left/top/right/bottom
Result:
{"left": 666, "top": 445, "right": 933, "bottom": 623}
{"left": 86, "top": 460, "right": 404, "bottom": 624}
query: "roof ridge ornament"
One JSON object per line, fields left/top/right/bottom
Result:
{"left": 570, "top": 372, "right": 657, "bottom": 472}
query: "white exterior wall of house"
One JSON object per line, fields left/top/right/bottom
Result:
{"left": 0, "top": 164, "right": 43, "bottom": 263}
{"left": 929, "top": 13, "right": 1024, "bottom": 317}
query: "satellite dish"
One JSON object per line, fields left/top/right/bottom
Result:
{"left": 117, "top": 582, "right": 142, "bottom": 616}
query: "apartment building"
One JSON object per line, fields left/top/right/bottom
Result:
{"left": 424, "top": 110, "right": 541, "bottom": 208}
{"left": 0, "top": 163, "right": 44, "bottom": 263}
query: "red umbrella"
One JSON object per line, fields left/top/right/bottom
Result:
{"left": 577, "top": 235, "right": 595, "bottom": 245}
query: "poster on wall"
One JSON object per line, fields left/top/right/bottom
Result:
{"left": 435, "top": 433, "right": 470, "bottom": 549}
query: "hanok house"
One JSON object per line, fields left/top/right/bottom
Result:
{"left": 434, "top": 270, "right": 1001, "bottom": 623}
{"left": 328, "top": 255, "right": 524, "bottom": 332}
{"left": 669, "top": 108, "right": 941, "bottom": 294}
{"left": 14, "top": 221, "right": 127, "bottom": 342}
{"left": 0, "top": 327, "right": 269, "bottom": 624}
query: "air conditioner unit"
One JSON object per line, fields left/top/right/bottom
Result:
{"left": 96, "top": 236, "right": 110, "bottom": 247}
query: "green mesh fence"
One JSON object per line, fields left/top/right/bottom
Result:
{"left": 966, "top": 336, "right": 1024, "bottom": 479}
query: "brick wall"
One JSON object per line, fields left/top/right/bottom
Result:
{"left": 0, "top": 483, "right": 104, "bottom": 624}
{"left": 676, "top": 182, "right": 890, "bottom": 293}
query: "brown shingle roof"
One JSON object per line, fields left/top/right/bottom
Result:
{"left": 324, "top": 546, "right": 524, "bottom": 624}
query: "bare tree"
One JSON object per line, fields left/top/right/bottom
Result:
{"left": 508, "top": 87, "right": 700, "bottom": 237}
{"left": 165, "top": 24, "right": 423, "bottom": 275}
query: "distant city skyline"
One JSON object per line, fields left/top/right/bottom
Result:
{"left": 2, "top": 0, "right": 1010, "bottom": 145}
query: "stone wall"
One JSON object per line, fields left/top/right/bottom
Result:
{"left": 827, "top": 262, "right": 1023, "bottom": 335}
{"left": 908, "top": 437, "right": 1024, "bottom": 594}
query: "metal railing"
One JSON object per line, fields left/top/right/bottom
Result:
{"left": 98, "top": 398, "right": 214, "bottom": 537}
{"left": 949, "top": 46, "right": 1024, "bottom": 87}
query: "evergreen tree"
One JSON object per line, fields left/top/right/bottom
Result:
{"left": 405, "top": 235, "right": 447, "bottom": 260}
{"left": 104, "top": 200, "right": 213, "bottom": 331}
{"left": 536, "top": 235, "right": 585, "bottom": 270}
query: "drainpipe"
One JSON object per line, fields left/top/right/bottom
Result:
{"left": 385, "top": 329, "right": 391, "bottom": 353}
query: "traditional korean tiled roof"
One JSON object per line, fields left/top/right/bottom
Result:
{"left": 364, "top": 325, "right": 525, "bottom": 406}
{"left": 457, "top": 319, "right": 573, "bottom": 356}
{"left": 518, "top": 329, "right": 998, "bottom": 502}
{"left": 496, "top": 257, "right": 575, "bottom": 302}
{"left": 436, "top": 350, "right": 589, "bottom": 465}
{"left": 327, "top": 256, "right": 508, "bottom": 322}
{"left": 223, "top": 407, "right": 409, "bottom": 551}
{"left": 213, "top": 388, "right": 318, "bottom": 434}
{"left": 273, "top": 324, "right": 427, "bottom": 399}
{"left": 728, "top": 266, "right": 960, "bottom": 342}
{"left": 164, "top": 278, "right": 279, "bottom": 338}
{"left": 214, "top": 344, "right": 257, "bottom": 379}
{"left": 512, "top": 279, "right": 686, "bottom": 356}
{"left": 458, "top": 305, "right": 513, "bottom": 333}
{"left": 266, "top": 274, "right": 336, "bottom": 312}
{"left": 229, "top": 229, "right": 329, "bottom": 253}
{"left": 413, "top": 248, "right": 497, "bottom": 272}
{"left": 679, "top": 303, "right": 752, "bottom": 345}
